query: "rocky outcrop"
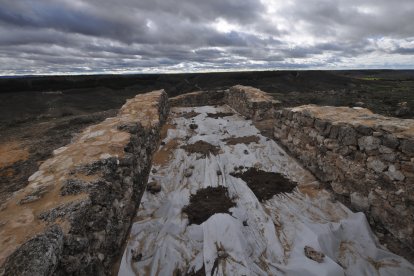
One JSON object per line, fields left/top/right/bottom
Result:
{"left": 0, "top": 90, "right": 169, "bottom": 275}
{"left": 273, "top": 105, "right": 414, "bottom": 249}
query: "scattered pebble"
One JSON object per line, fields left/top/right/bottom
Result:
{"left": 184, "top": 168, "right": 193, "bottom": 177}
{"left": 131, "top": 249, "right": 142, "bottom": 262}
{"left": 304, "top": 246, "right": 325, "bottom": 263}
{"left": 147, "top": 181, "right": 161, "bottom": 194}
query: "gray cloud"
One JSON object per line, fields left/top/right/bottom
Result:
{"left": 0, "top": 0, "right": 413, "bottom": 75}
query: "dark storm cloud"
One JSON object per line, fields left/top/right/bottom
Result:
{"left": 286, "top": 0, "right": 414, "bottom": 38}
{"left": 392, "top": 47, "right": 414, "bottom": 55}
{"left": 0, "top": 0, "right": 413, "bottom": 75}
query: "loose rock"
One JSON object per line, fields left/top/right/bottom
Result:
{"left": 147, "top": 181, "right": 161, "bottom": 194}
{"left": 304, "top": 246, "right": 325, "bottom": 263}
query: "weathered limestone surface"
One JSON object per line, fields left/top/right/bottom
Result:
{"left": 0, "top": 90, "right": 169, "bottom": 275}
{"left": 273, "top": 105, "right": 414, "bottom": 249}
{"left": 169, "top": 90, "right": 226, "bottom": 107}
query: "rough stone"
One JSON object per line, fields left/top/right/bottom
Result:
{"left": 184, "top": 168, "right": 193, "bottom": 177}
{"left": 356, "top": 124, "right": 373, "bottom": 136}
{"left": 226, "top": 85, "right": 280, "bottom": 122}
{"left": 382, "top": 134, "right": 399, "bottom": 149}
{"left": 304, "top": 246, "right": 325, "bottom": 263}
{"left": 1, "top": 225, "right": 63, "bottom": 276}
{"left": 338, "top": 126, "right": 358, "bottom": 146}
{"left": 147, "top": 181, "right": 161, "bottom": 194}
{"left": 401, "top": 140, "right": 414, "bottom": 156}
{"left": 386, "top": 165, "right": 405, "bottom": 181}
{"left": 358, "top": 136, "right": 381, "bottom": 152}
{"left": 350, "top": 192, "right": 369, "bottom": 211}
{"left": 367, "top": 158, "right": 387, "bottom": 173}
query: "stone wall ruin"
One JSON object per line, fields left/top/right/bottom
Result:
{"left": 0, "top": 90, "right": 169, "bottom": 275}
{"left": 273, "top": 105, "right": 414, "bottom": 250}
{"left": 171, "top": 85, "right": 414, "bottom": 255}
{"left": 1, "top": 85, "right": 413, "bottom": 275}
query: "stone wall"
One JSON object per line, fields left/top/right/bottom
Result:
{"left": 169, "top": 90, "right": 226, "bottom": 107}
{"left": 0, "top": 90, "right": 169, "bottom": 275}
{"left": 273, "top": 105, "right": 414, "bottom": 249}
{"left": 167, "top": 86, "right": 414, "bottom": 253}
{"left": 226, "top": 85, "right": 280, "bottom": 121}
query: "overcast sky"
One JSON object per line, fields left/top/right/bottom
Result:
{"left": 0, "top": 0, "right": 413, "bottom": 75}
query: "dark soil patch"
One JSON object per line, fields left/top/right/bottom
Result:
{"left": 223, "top": 135, "right": 260, "bottom": 145}
{"left": 189, "top": 123, "right": 198, "bottom": 130}
{"left": 231, "top": 168, "right": 296, "bottom": 201}
{"left": 182, "top": 111, "right": 201, "bottom": 119}
{"left": 182, "top": 186, "right": 236, "bottom": 225}
{"left": 181, "top": 141, "right": 220, "bottom": 156}
{"left": 185, "top": 265, "right": 206, "bottom": 276}
{"left": 206, "top": 112, "right": 234, "bottom": 119}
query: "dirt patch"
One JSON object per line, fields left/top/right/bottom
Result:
{"left": 152, "top": 140, "right": 179, "bottom": 166}
{"left": 182, "top": 111, "right": 201, "bottom": 119}
{"left": 0, "top": 141, "right": 29, "bottom": 168}
{"left": 152, "top": 123, "right": 179, "bottom": 166}
{"left": 182, "top": 186, "right": 236, "bottom": 225}
{"left": 222, "top": 135, "right": 260, "bottom": 145}
{"left": 160, "top": 123, "right": 176, "bottom": 141}
{"left": 298, "top": 185, "right": 321, "bottom": 198}
{"left": 206, "top": 112, "right": 234, "bottom": 119}
{"left": 181, "top": 141, "right": 220, "bottom": 157}
{"left": 231, "top": 168, "right": 296, "bottom": 201}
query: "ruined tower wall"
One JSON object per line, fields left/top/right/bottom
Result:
{"left": 0, "top": 90, "right": 169, "bottom": 275}
{"left": 273, "top": 105, "right": 414, "bottom": 249}
{"left": 223, "top": 85, "right": 414, "bottom": 251}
